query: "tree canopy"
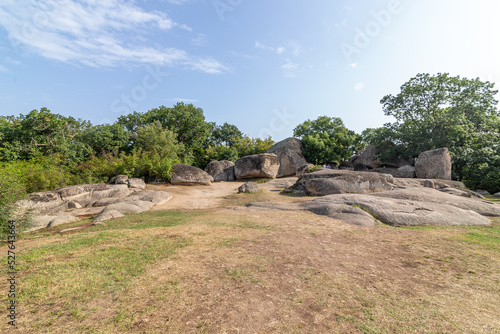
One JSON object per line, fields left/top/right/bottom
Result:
{"left": 293, "top": 116, "right": 360, "bottom": 164}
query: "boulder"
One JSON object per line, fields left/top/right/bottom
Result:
{"left": 351, "top": 145, "right": 381, "bottom": 169}
{"left": 371, "top": 165, "right": 415, "bottom": 178}
{"left": 234, "top": 153, "right": 280, "bottom": 180}
{"left": 238, "top": 182, "right": 260, "bottom": 193}
{"left": 475, "top": 190, "right": 491, "bottom": 196}
{"left": 204, "top": 160, "right": 235, "bottom": 182}
{"left": 293, "top": 169, "right": 394, "bottom": 196}
{"left": 415, "top": 148, "right": 452, "bottom": 180}
{"left": 423, "top": 180, "right": 435, "bottom": 189}
{"left": 494, "top": 192, "right": 500, "bottom": 198}
{"left": 67, "top": 201, "right": 82, "bottom": 209}
{"left": 309, "top": 194, "right": 492, "bottom": 227}
{"left": 47, "top": 215, "right": 79, "bottom": 228}
{"left": 171, "top": 163, "right": 214, "bottom": 186}
{"left": 108, "top": 175, "right": 129, "bottom": 184}
{"left": 266, "top": 138, "right": 309, "bottom": 177}
{"left": 127, "top": 178, "right": 146, "bottom": 189}
{"left": 93, "top": 209, "right": 125, "bottom": 223}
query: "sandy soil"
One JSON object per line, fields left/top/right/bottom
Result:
{"left": 148, "top": 177, "right": 299, "bottom": 211}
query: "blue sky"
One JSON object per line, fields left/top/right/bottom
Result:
{"left": 0, "top": 0, "right": 499, "bottom": 141}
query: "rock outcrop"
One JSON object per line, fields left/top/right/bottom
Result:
{"left": 204, "top": 160, "right": 235, "bottom": 182}
{"left": 415, "top": 148, "right": 452, "bottom": 180}
{"left": 171, "top": 163, "right": 214, "bottom": 186}
{"left": 238, "top": 182, "right": 260, "bottom": 193}
{"left": 234, "top": 153, "right": 280, "bottom": 180}
{"left": 292, "top": 169, "right": 394, "bottom": 196}
{"left": 266, "top": 137, "right": 309, "bottom": 177}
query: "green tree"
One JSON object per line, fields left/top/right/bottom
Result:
{"left": 209, "top": 122, "right": 243, "bottom": 147}
{"left": 293, "top": 116, "right": 360, "bottom": 164}
{"left": 79, "top": 123, "right": 130, "bottom": 156}
{"left": 233, "top": 135, "right": 275, "bottom": 158}
{"left": 369, "top": 73, "right": 500, "bottom": 190}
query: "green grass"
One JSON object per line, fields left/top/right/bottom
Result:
{"left": 484, "top": 195, "right": 500, "bottom": 203}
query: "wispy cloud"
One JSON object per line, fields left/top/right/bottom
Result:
{"left": 0, "top": 0, "right": 227, "bottom": 74}
{"left": 282, "top": 59, "right": 299, "bottom": 78}
{"left": 167, "top": 97, "right": 199, "bottom": 103}
{"left": 0, "top": 64, "right": 9, "bottom": 72}
{"left": 255, "top": 41, "right": 286, "bottom": 55}
{"left": 192, "top": 34, "right": 208, "bottom": 47}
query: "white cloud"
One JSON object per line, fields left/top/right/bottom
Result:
{"left": 0, "top": 64, "right": 9, "bottom": 72}
{"left": 354, "top": 82, "right": 365, "bottom": 91}
{"left": 255, "top": 41, "right": 286, "bottom": 55}
{"left": 167, "top": 97, "right": 199, "bottom": 103}
{"left": 192, "top": 34, "right": 208, "bottom": 47}
{"left": 282, "top": 59, "right": 299, "bottom": 77}
{"left": 0, "top": 0, "right": 226, "bottom": 73}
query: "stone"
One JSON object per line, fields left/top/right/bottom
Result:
{"left": 475, "top": 190, "right": 491, "bottom": 196}
{"left": 296, "top": 163, "right": 314, "bottom": 177}
{"left": 67, "top": 201, "right": 82, "bottom": 209}
{"left": 139, "top": 191, "right": 173, "bottom": 205}
{"left": 127, "top": 178, "right": 146, "bottom": 189}
{"left": 234, "top": 153, "right": 280, "bottom": 180}
{"left": 59, "top": 227, "right": 85, "bottom": 233}
{"left": 293, "top": 169, "right": 394, "bottom": 196}
{"left": 423, "top": 180, "right": 435, "bottom": 189}
{"left": 108, "top": 175, "right": 129, "bottom": 184}
{"left": 351, "top": 145, "right": 381, "bottom": 169}
{"left": 47, "top": 215, "right": 79, "bottom": 228}
{"left": 494, "top": 192, "right": 500, "bottom": 198}
{"left": 204, "top": 160, "right": 235, "bottom": 182}
{"left": 370, "top": 187, "right": 500, "bottom": 217}
{"left": 92, "top": 209, "right": 125, "bottom": 223}
{"left": 238, "top": 182, "right": 260, "bottom": 193}
{"left": 415, "top": 148, "right": 452, "bottom": 180}
{"left": 171, "top": 163, "right": 214, "bottom": 186}
{"left": 266, "top": 137, "right": 309, "bottom": 177}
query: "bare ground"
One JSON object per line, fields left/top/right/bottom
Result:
{"left": 1, "top": 179, "right": 499, "bottom": 333}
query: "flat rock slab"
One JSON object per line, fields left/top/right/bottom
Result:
{"left": 93, "top": 209, "right": 125, "bottom": 223}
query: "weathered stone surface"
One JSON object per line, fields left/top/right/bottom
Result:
{"left": 234, "top": 153, "right": 280, "bottom": 180}
{"left": 102, "top": 202, "right": 147, "bottom": 214}
{"left": 205, "top": 160, "right": 235, "bottom": 182}
{"left": 296, "top": 163, "right": 314, "bottom": 177}
{"left": 370, "top": 188, "right": 500, "bottom": 217}
{"left": 108, "top": 175, "right": 129, "bottom": 184}
{"left": 59, "top": 227, "right": 85, "bottom": 233}
{"left": 238, "top": 182, "right": 260, "bottom": 193}
{"left": 28, "top": 216, "right": 58, "bottom": 231}
{"left": 415, "top": 148, "right": 452, "bottom": 180}
{"left": 88, "top": 198, "right": 121, "bottom": 207}
{"left": 47, "top": 215, "right": 79, "bottom": 228}
{"left": 393, "top": 178, "right": 465, "bottom": 190}
{"left": 309, "top": 193, "right": 492, "bottom": 226}
{"left": 351, "top": 145, "right": 381, "bottom": 169}
{"left": 266, "top": 138, "right": 308, "bottom": 177}
{"left": 423, "top": 180, "right": 435, "bottom": 189}
{"left": 494, "top": 192, "right": 500, "bottom": 198}
{"left": 475, "top": 190, "right": 491, "bottom": 196}
{"left": 139, "top": 191, "right": 173, "bottom": 205}
{"left": 171, "top": 163, "right": 214, "bottom": 186}
{"left": 127, "top": 178, "right": 146, "bottom": 189}
{"left": 371, "top": 165, "right": 415, "bottom": 178}
{"left": 293, "top": 169, "right": 394, "bottom": 196}
{"left": 92, "top": 209, "right": 124, "bottom": 223}
{"left": 67, "top": 201, "right": 82, "bottom": 209}
{"left": 438, "top": 187, "right": 483, "bottom": 199}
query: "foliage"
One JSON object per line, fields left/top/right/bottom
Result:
{"left": 0, "top": 108, "right": 90, "bottom": 162}
{"left": 364, "top": 73, "right": 500, "bottom": 191}
{"left": 293, "top": 116, "right": 361, "bottom": 164}
{"left": 208, "top": 122, "right": 243, "bottom": 147}
{"left": 232, "top": 135, "right": 275, "bottom": 158}
{"left": 0, "top": 172, "right": 30, "bottom": 237}
{"left": 78, "top": 123, "right": 130, "bottom": 156}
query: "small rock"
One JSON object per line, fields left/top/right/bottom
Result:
{"left": 67, "top": 201, "right": 82, "bottom": 209}
{"left": 108, "top": 175, "right": 129, "bottom": 184}
{"left": 494, "top": 192, "right": 500, "bottom": 198}
{"left": 423, "top": 180, "right": 435, "bottom": 189}
{"left": 238, "top": 182, "right": 260, "bottom": 193}
{"left": 475, "top": 190, "right": 491, "bottom": 196}
{"left": 127, "top": 178, "right": 146, "bottom": 189}
{"left": 47, "top": 215, "right": 79, "bottom": 227}
{"left": 93, "top": 209, "right": 125, "bottom": 223}
{"left": 59, "top": 227, "right": 84, "bottom": 233}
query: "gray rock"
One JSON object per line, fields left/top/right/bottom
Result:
{"left": 309, "top": 193, "right": 491, "bottom": 226}
{"left": 238, "top": 182, "right": 260, "bottom": 193}
{"left": 370, "top": 187, "right": 500, "bottom": 217}
{"left": 423, "top": 180, "right": 435, "bottom": 189}
{"left": 205, "top": 160, "right": 235, "bottom": 182}
{"left": 351, "top": 145, "right": 381, "bottom": 169}
{"left": 67, "top": 201, "right": 82, "bottom": 209}
{"left": 438, "top": 187, "right": 483, "bottom": 199}
{"left": 108, "top": 175, "right": 129, "bottom": 184}
{"left": 127, "top": 178, "right": 146, "bottom": 189}
{"left": 475, "top": 190, "right": 491, "bottom": 196}
{"left": 371, "top": 166, "right": 415, "bottom": 178}
{"left": 171, "top": 163, "right": 214, "bottom": 186}
{"left": 293, "top": 169, "right": 394, "bottom": 196}
{"left": 296, "top": 163, "right": 314, "bottom": 177}
{"left": 494, "top": 192, "right": 500, "bottom": 198}
{"left": 59, "top": 227, "right": 85, "bottom": 233}
{"left": 92, "top": 209, "right": 125, "bottom": 223}
{"left": 88, "top": 198, "right": 121, "bottom": 207}
{"left": 47, "top": 215, "right": 79, "bottom": 228}
{"left": 234, "top": 153, "right": 280, "bottom": 180}
{"left": 415, "top": 148, "right": 452, "bottom": 180}
{"left": 266, "top": 138, "right": 309, "bottom": 177}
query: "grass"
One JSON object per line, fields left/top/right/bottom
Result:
{"left": 484, "top": 194, "right": 500, "bottom": 203}
{"left": 1, "top": 198, "right": 499, "bottom": 333}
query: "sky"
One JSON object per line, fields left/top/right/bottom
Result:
{"left": 0, "top": 0, "right": 499, "bottom": 142}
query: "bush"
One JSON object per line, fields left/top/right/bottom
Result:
{"left": 0, "top": 173, "right": 30, "bottom": 237}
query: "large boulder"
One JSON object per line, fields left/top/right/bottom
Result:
{"left": 171, "top": 163, "right": 214, "bottom": 186}
{"left": 266, "top": 138, "right": 309, "bottom": 177}
{"left": 204, "top": 160, "right": 235, "bottom": 182}
{"left": 351, "top": 145, "right": 412, "bottom": 170}
{"left": 415, "top": 148, "right": 452, "bottom": 180}
{"left": 127, "top": 178, "right": 146, "bottom": 189}
{"left": 234, "top": 153, "right": 280, "bottom": 180}
{"left": 293, "top": 169, "right": 394, "bottom": 196}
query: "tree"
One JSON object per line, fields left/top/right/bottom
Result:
{"left": 209, "top": 122, "right": 243, "bottom": 147}
{"left": 232, "top": 135, "right": 275, "bottom": 158}
{"left": 293, "top": 116, "right": 360, "bottom": 164}
{"left": 371, "top": 73, "right": 500, "bottom": 189}
{"left": 79, "top": 123, "right": 130, "bottom": 156}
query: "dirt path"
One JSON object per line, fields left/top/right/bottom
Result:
{"left": 147, "top": 177, "right": 298, "bottom": 210}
